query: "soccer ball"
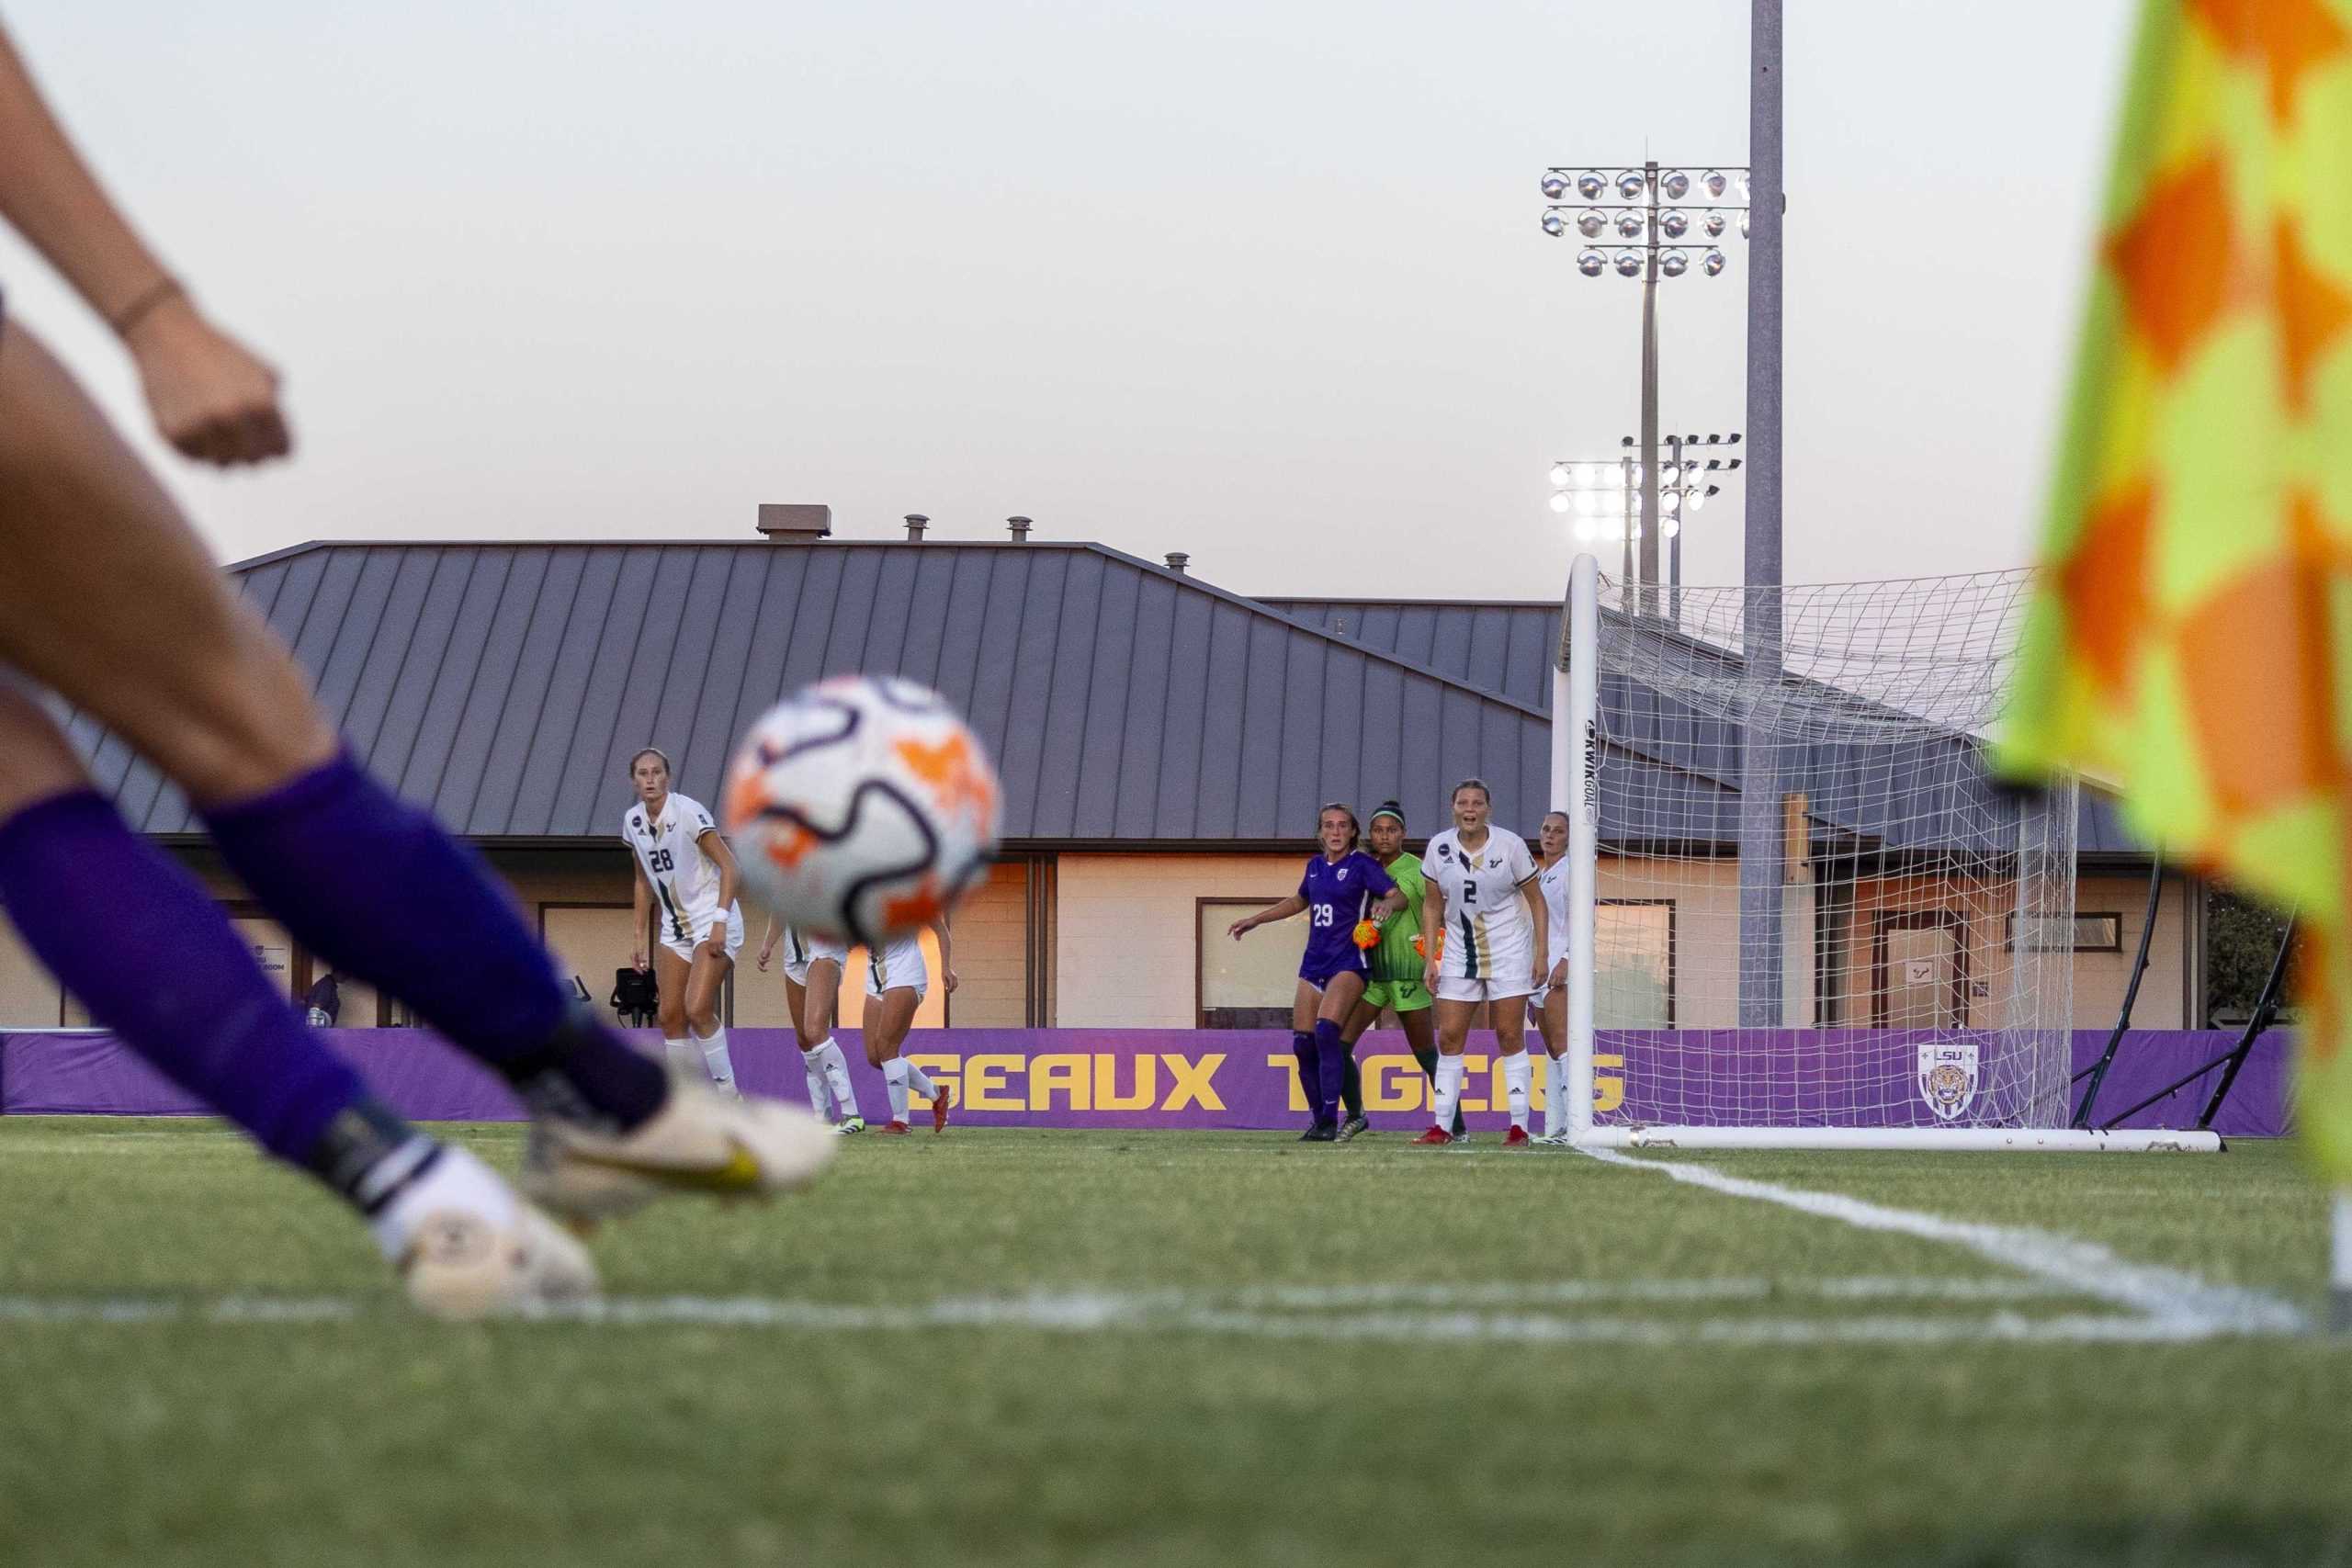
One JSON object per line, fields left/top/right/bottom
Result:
{"left": 723, "top": 675, "right": 1001, "bottom": 943}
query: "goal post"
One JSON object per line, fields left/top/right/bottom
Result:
{"left": 1548, "top": 553, "right": 2219, "bottom": 1155}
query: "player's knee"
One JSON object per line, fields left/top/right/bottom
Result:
{"left": 153, "top": 621, "right": 337, "bottom": 806}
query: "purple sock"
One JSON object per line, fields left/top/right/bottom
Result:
{"left": 1314, "top": 1019, "right": 1347, "bottom": 1126}
{"left": 0, "top": 791, "right": 363, "bottom": 1163}
{"left": 201, "top": 750, "right": 665, "bottom": 1129}
{"left": 1291, "top": 1032, "right": 1319, "bottom": 1123}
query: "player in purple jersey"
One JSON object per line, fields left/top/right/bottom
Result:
{"left": 0, "top": 22, "right": 831, "bottom": 1314}
{"left": 1227, "top": 804, "right": 1406, "bottom": 1139}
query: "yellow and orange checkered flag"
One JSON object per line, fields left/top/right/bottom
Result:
{"left": 2003, "top": 0, "right": 2352, "bottom": 1180}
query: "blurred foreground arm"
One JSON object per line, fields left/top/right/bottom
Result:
{"left": 0, "top": 24, "right": 288, "bottom": 464}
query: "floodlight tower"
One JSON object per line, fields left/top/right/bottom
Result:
{"left": 1540, "top": 163, "right": 1749, "bottom": 616}
{"left": 1546, "top": 434, "right": 1740, "bottom": 619}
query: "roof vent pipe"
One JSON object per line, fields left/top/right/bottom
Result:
{"left": 1164, "top": 552, "right": 1190, "bottom": 575}
{"left": 904, "top": 513, "right": 929, "bottom": 541}
{"left": 1007, "top": 515, "right": 1033, "bottom": 542}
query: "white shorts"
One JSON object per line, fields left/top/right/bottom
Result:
{"left": 864, "top": 935, "right": 928, "bottom": 1000}
{"left": 660, "top": 908, "right": 745, "bottom": 964}
{"left": 1528, "top": 954, "right": 1569, "bottom": 1012}
{"left": 783, "top": 929, "right": 849, "bottom": 987}
{"left": 1437, "top": 973, "right": 1536, "bottom": 1005}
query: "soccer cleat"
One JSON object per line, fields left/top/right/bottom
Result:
{"left": 398, "top": 1200, "right": 598, "bottom": 1320}
{"left": 1300, "top": 1122, "right": 1338, "bottom": 1143}
{"left": 932, "top": 1083, "right": 954, "bottom": 1134}
{"left": 1502, "top": 1125, "right": 1531, "bottom": 1148}
{"left": 1410, "top": 1126, "right": 1453, "bottom": 1145}
{"left": 1336, "top": 1113, "right": 1370, "bottom": 1144}
{"left": 1530, "top": 1130, "right": 1572, "bottom": 1146}
{"left": 833, "top": 1115, "right": 866, "bottom": 1135}
{"left": 880, "top": 1120, "right": 912, "bottom": 1135}
{"left": 520, "top": 1081, "right": 836, "bottom": 1222}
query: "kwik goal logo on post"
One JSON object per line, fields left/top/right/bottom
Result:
{"left": 1917, "top": 1040, "right": 1979, "bottom": 1122}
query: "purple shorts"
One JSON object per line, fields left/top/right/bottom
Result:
{"left": 1298, "top": 947, "right": 1368, "bottom": 991}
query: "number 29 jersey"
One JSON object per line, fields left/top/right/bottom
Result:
{"left": 1422, "top": 826, "right": 1539, "bottom": 983}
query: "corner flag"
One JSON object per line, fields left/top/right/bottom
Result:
{"left": 2002, "top": 0, "right": 2352, "bottom": 1184}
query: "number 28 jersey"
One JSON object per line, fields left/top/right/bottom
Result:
{"left": 1422, "top": 826, "right": 1539, "bottom": 982}
{"left": 622, "top": 791, "right": 740, "bottom": 944}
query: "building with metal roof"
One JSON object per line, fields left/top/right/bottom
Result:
{"left": 0, "top": 514, "right": 2206, "bottom": 1037}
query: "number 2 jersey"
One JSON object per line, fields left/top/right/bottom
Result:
{"left": 622, "top": 790, "right": 742, "bottom": 948}
{"left": 1295, "top": 849, "right": 1396, "bottom": 984}
{"left": 1422, "top": 826, "right": 1540, "bottom": 983}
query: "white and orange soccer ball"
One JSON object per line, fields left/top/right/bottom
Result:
{"left": 723, "top": 676, "right": 1001, "bottom": 944}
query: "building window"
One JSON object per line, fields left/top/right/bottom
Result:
{"left": 1598, "top": 900, "right": 1675, "bottom": 1027}
{"left": 1196, "top": 897, "right": 1301, "bottom": 1028}
{"left": 2007, "top": 911, "right": 2123, "bottom": 953}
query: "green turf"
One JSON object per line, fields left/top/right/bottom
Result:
{"left": 1, "top": 1119, "right": 2347, "bottom": 1567}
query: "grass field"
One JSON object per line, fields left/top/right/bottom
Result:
{"left": 2, "top": 1118, "right": 2348, "bottom": 1567}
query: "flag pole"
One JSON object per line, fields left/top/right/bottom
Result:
{"left": 2334, "top": 1192, "right": 2350, "bottom": 1334}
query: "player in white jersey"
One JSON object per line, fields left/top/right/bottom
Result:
{"left": 1416, "top": 778, "right": 1549, "bottom": 1147}
{"left": 862, "top": 921, "right": 956, "bottom": 1134}
{"left": 1526, "top": 811, "right": 1574, "bottom": 1144}
{"left": 756, "top": 916, "right": 865, "bottom": 1133}
{"left": 624, "top": 748, "right": 746, "bottom": 1095}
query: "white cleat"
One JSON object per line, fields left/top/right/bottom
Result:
{"left": 397, "top": 1197, "right": 599, "bottom": 1320}
{"left": 521, "top": 1081, "right": 837, "bottom": 1222}
{"left": 1529, "top": 1130, "right": 1573, "bottom": 1146}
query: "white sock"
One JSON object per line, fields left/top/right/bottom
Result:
{"left": 662, "top": 1037, "right": 699, "bottom": 1078}
{"left": 695, "top": 1026, "right": 738, "bottom": 1094}
{"left": 1502, "top": 1051, "right": 1532, "bottom": 1130}
{"left": 901, "top": 1057, "right": 937, "bottom": 1100}
{"left": 800, "top": 1048, "right": 833, "bottom": 1118}
{"left": 1433, "top": 1055, "right": 1466, "bottom": 1134}
{"left": 815, "top": 1038, "right": 860, "bottom": 1120}
{"left": 1543, "top": 1052, "right": 1568, "bottom": 1137}
{"left": 367, "top": 1144, "right": 514, "bottom": 1263}
{"left": 882, "top": 1056, "right": 910, "bottom": 1122}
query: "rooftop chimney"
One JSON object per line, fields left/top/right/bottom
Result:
{"left": 756, "top": 503, "right": 831, "bottom": 543}
{"left": 1006, "top": 515, "right": 1033, "bottom": 542}
{"left": 1164, "top": 552, "right": 1190, "bottom": 575}
{"left": 904, "top": 513, "right": 929, "bottom": 541}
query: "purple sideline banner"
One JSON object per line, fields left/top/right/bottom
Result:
{"left": 0, "top": 1027, "right": 2292, "bottom": 1136}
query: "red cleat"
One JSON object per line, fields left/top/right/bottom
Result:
{"left": 1502, "top": 1125, "right": 1530, "bottom": 1148}
{"left": 932, "top": 1083, "right": 954, "bottom": 1134}
{"left": 1410, "top": 1126, "right": 1453, "bottom": 1145}
{"left": 880, "top": 1120, "right": 911, "bottom": 1135}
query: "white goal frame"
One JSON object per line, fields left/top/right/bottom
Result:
{"left": 1551, "top": 552, "right": 2219, "bottom": 1155}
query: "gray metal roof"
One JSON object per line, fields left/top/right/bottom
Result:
{"left": 65, "top": 541, "right": 2149, "bottom": 861}
{"left": 78, "top": 540, "right": 1555, "bottom": 845}
{"left": 1262, "top": 594, "right": 2143, "bottom": 857}
{"left": 1266, "top": 599, "right": 1563, "bottom": 712}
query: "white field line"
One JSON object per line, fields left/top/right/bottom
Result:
{"left": 1574, "top": 1146, "right": 2308, "bottom": 1337}
{"left": 0, "top": 1276, "right": 2290, "bottom": 1344}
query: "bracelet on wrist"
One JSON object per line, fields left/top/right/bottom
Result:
{"left": 110, "top": 276, "right": 186, "bottom": 339}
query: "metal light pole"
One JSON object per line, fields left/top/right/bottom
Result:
{"left": 1738, "top": 0, "right": 1788, "bottom": 1028}
{"left": 1541, "top": 164, "right": 1749, "bottom": 619}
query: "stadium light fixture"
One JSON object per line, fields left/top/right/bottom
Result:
{"left": 1539, "top": 160, "right": 1751, "bottom": 616}
{"left": 1611, "top": 428, "right": 1743, "bottom": 615}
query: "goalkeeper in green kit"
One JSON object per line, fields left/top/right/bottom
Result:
{"left": 1332, "top": 801, "right": 1464, "bottom": 1143}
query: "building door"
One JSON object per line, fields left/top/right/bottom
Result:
{"left": 1873, "top": 913, "right": 1967, "bottom": 1028}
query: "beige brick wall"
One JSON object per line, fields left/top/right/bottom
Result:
{"left": 947, "top": 861, "right": 1032, "bottom": 1027}
{"left": 0, "top": 840, "right": 2198, "bottom": 1038}
{"left": 1056, "top": 852, "right": 1306, "bottom": 1027}
{"left": 2070, "top": 872, "right": 2195, "bottom": 1029}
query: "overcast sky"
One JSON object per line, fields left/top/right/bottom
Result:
{"left": 0, "top": 1, "right": 2133, "bottom": 599}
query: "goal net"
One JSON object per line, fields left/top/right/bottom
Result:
{"left": 1556, "top": 556, "right": 2211, "bottom": 1151}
